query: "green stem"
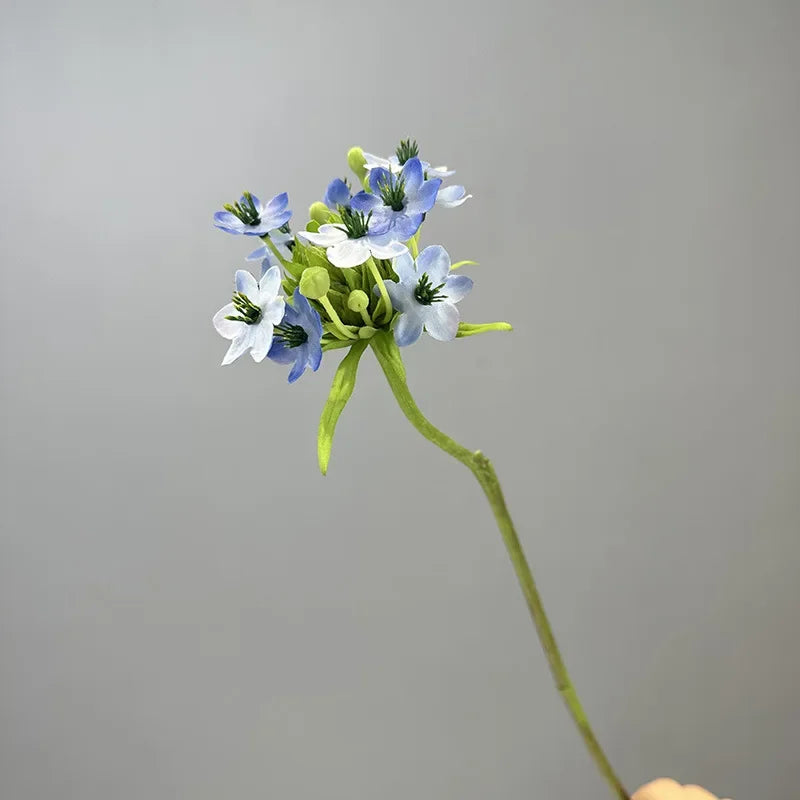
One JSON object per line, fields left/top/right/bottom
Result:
{"left": 369, "top": 331, "right": 629, "bottom": 800}
{"left": 365, "top": 257, "right": 393, "bottom": 324}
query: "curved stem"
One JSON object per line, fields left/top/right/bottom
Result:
{"left": 365, "top": 257, "right": 393, "bottom": 324}
{"left": 370, "top": 332, "right": 629, "bottom": 800}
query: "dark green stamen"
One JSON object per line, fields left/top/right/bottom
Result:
{"left": 225, "top": 291, "right": 262, "bottom": 325}
{"left": 414, "top": 273, "right": 446, "bottom": 305}
{"left": 338, "top": 205, "right": 372, "bottom": 239}
{"left": 378, "top": 174, "right": 406, "bottom": 212}
{"left": 395, "top": 138, "right": 419, "bottom": 165}
{"left": 279, "top": 221, "right": 295, "bottom": 251}
{"left": 223, "top": 191, "right": 261, "bottom": 226}
{"left": 274, "top": 323, "right": 308, "bottom": 348}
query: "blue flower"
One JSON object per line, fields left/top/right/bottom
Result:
{"left": 323, "top": 178, "right": 352, "bottom": 210}
{"left": 350, "top": 157, "right": 441, "bottom": 242}
{"left": 383, "top": 246, "right": 473, "bottom": 347}
{"left": 213, "top": 192, "right": 292, "bottom": 236}
{"left": 245, "top": 243, "right": 282, "bottom": 277}
{"left": 268, "top": 289, "right": 324, "bottom": 383}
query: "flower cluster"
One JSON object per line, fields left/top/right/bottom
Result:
{"left": 213, "top": 141, "right": 509, "bottom": 386}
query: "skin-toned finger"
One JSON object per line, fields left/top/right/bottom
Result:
{"left": 683, "top": 785, "right": 720, "bottom": 800}
{"left": 632, "top": 778, "right": 684, "bottom": 799}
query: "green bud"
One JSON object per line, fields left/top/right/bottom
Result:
{"left": 347, "top": 290, "right": 370, "bottom": 313}
{"left": 299, "top": 267, "right": 330, "bottom": 300}
{"left": 358, "top": 326, "right": 377, "bottom": 339}
{"left": 347, "top": 146, "right": 368, "bottom": 186}
{"left": 309, "top": 201, "right": 330, "bottom": 225}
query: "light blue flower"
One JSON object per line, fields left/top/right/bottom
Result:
{"left": 323, "top": 178, "right": 352, "bottom": 210}
{"left": 212, "top": 266, "right": 285, "bottom": 365}
{"left": 435, "top": 185, "right": 472, "bottom": 208}
{"left": 350, "top": 157, "right": 441, "bottom": 242}
{"left": 383, "top": 246, "right": 473, "bottom": 347}
{"left": 213, "top": 192, "right": 292, "bottom": 236}
{"left": 268, "top": 288, "right": 324, "bottom": 383}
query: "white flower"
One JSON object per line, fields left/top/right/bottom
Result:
{"left": 384, "top": 246, "right": 474, "bottom": 347}
{"left": 435, "top": 185, "right": 472, "bottom": 208}
{"left": 362, "top": 151, "right": 455, "bottom": 180}
{"left": 297, "top": 223, "right": 407, "bottom": 269}
{"left": 212, "top": 266, "right": 285, "bottom": 365}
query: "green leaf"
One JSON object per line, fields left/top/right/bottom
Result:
{"left": 451, "top": 260, "right": 478, "bottom": 270}
{"left": 456, "top": 321, "right": 513, "bottom": 338}
{"left": 318, "top": 340, "right": 369, "bottom": 475}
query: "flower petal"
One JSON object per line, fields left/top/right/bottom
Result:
{"left": 267, "top": 337, "right": 296, "bottom": 365}
{"left": 443, "top": 273, "right": 473, "bottom": 303}
{"left": 394, "top": 311, "right": 424, "bottom": 347}
{"left": 351, "top": 190, "right": 383, "bottom": 214}
{"left": 405, "top": 178, "right": 441, "bottom": 216}
{"left": 212, "top": 303, "right": 242, "bottom": 339}
{"left": 235, "top": 269, "right": 259, "bottom": 299}
{"left": 369, "top": 238, "right": 408, "bottom": 260}
{"left": 328, "top": 238, "right": 370, "bottom": 268}
{"left": 262, "top": 192, "right": 288, "bottom": 216}
{"left": 297, "top": 225, "right": 347, "bottom": 247}
{"left": 416, "top": 245, "right": 451, "bottom": 284}
{"left": 436, "top": 185, "right": 472, "bottom": 208}
{"left": 391, "top": 212, "right": 423, "bottom": 241}
{"left": 323, "top": 178, "right": 351, "bottom": 209}
{"left": 391, "top": 251, "right": 417, "bottom": 284}
{"left": 249, "top": 323, "right": 274, "bottom": 362}
{"left": 221, "top": 331, "right": 252, "bottom": 365}
{"left": 368, "top": 167, "right": 392, "bottom": 195}
{"left": 400, "top": 157, "right": 423, "bottom": 197}
{"left": 424, "top": 302, "right": 460, "bottom": 341}
{"left": 258, "top": 265, "right": 282, "bottom": 301}
{"left": 213, "top": 211, "right": 243, "bottom": 233}
{"left": 246, "top": 245, "right": 270, "bottom": 261}
{"left": 287, "top": 349, "right": 309, "bottom": 383}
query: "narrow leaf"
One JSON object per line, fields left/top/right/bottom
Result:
{"left": 451, "top": 260, "right": 478, "bottom": 270}
{"left": 456, "top": 321, "right": 513, "bottom": 338}
{"left": 318, "top": 340, "right": 369, "bottom": 475}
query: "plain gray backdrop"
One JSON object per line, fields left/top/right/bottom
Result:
{"left": 1, "top": 2, "right": 798, "bottom": 799}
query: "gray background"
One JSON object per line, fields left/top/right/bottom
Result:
{"left": 1, "top": 2, "right": 798, "bottom": 799}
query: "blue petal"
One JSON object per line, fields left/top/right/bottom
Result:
{"left": 366, "top": 206, "right": 392, "bottom": 235}
{"left": 400, "top": 157, "right": 423, "bottom": 197}
{"left": 416, "top": 245, "right": 450, "bottom": 284}
{"left": 323, "top": 178, "right": 351, "bottom": 209}
{"left": 368, "top": 166, "right": 392, "bottom": 195}
{"left": 394, "top": 312, "right": 424, "bottom": 347}
{"left": 308, "top": 339, "right": 323, "bottom": 372}
{"left": 263, "top": 192, "right": 289, "bottom": 215}
{"left": 391, "top": 212, "right": 423, "bottom": 241}
{"left": 292, "top": 288, "right": 323, "bottom": 342}
{"left": 351, "top": 191, "right": 383, "bottom": 214}
{"left": 213, "top": 211, "right": 244, "bottom": 233}
{"left": 405, "top": 178, "right": 441, "bottom": 216}
{"left": 246, "top": 245, "right": 270, "bottom": 261}
{"left": 287, "top": 350, "right": 308, "bottom": 383}
{"left": 267, "top": 337, "right": 296, "bottom": 365}
{"left": 443, "top": 273, "right": 473, "bottom": 303}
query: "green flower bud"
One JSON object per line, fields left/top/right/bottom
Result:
{"left": 347, "top": 290, "right": 370, "bottom": 313}
{"left": 299, "top": 267, "right": 330, "bottom": 300}
{"left": 309, "top": 201, "right": 330, "bottom": 225}
{"left": 358, "top": 326, "right": 377, "bottom": 339}
{"left": 347, "top": 146, "right": 368, "bottom": 186}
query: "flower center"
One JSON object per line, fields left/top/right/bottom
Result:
{"left": 274, "top": 323, "right": 308, "bottom": 348}
{"left": 338, "top": 206, "right": 372, "bottom": 239}
{"left": 414, "top": 273, "right": 446, "bottom": 305}
{"left": 378, "top": 174, "right": 406, "bottom": 212}
{"left": 395, "top": 138, "right": 419, "bottom": 165}
{"left": 225, "top": 292, "right": 262, "bottom": 325}
{"left": 224, "top": 192, "right": 261, "bottom": 226}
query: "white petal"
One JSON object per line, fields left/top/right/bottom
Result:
{"left": 297, "top": 225, "right": 347, "bottom": 247}
{"left": 416, "top": 245, "right": 451, "bottom": 284}
{"left": 212, "top": 303, "right": 242, "bottom": 339}
{"left": 391, "top": 251, "right": 417, "bottom": 283}
{"left": 249, "top": 323, "right": 273, "bottom": 362}
{"left": 394, "top": 311, "right": 424, "bottom": 347}
{"left": 258, "top": 265, "right": 282, "bottom": 303}
{"left": 369, "top": 239, "right": 408, "bottom": 260}
{"left": 328, "top": 238, "right": 370, "bottom": 268}
{"left": 221, "top": 331, "right": 252, "bottom": 365}
{"left": 424, "top": 302, "right": 460, "bottom": 341}
{"left": 235, "top": 270, "right": 259, "bottom": 299}
{"left": 262, "top": 296, "right": 286, "bottom": 326}
{"left": 436, "top": 185, "right": 472, "bottom": 208}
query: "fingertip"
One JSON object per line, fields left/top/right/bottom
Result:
{"left": 632, "top": 778, "right": 683, "bottom": 800}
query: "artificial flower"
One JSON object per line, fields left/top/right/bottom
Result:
{"left": 268, "top": 289, "right": 324, "bottom": 383}
{"left": 213, "top": 192, "right": 291, "bottom": 236}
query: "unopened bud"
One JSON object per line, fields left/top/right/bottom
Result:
{"left": 309, "top": 202, "right": 330, "bottom": 226}
{"left": 299, "top": 267, "right": 330, "bottom": 300}
{"left": 347, "top": 146, "right": 368, "bottom": 186}
{"left": 347, "top": 290, "right": 370, "bottom": 313}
